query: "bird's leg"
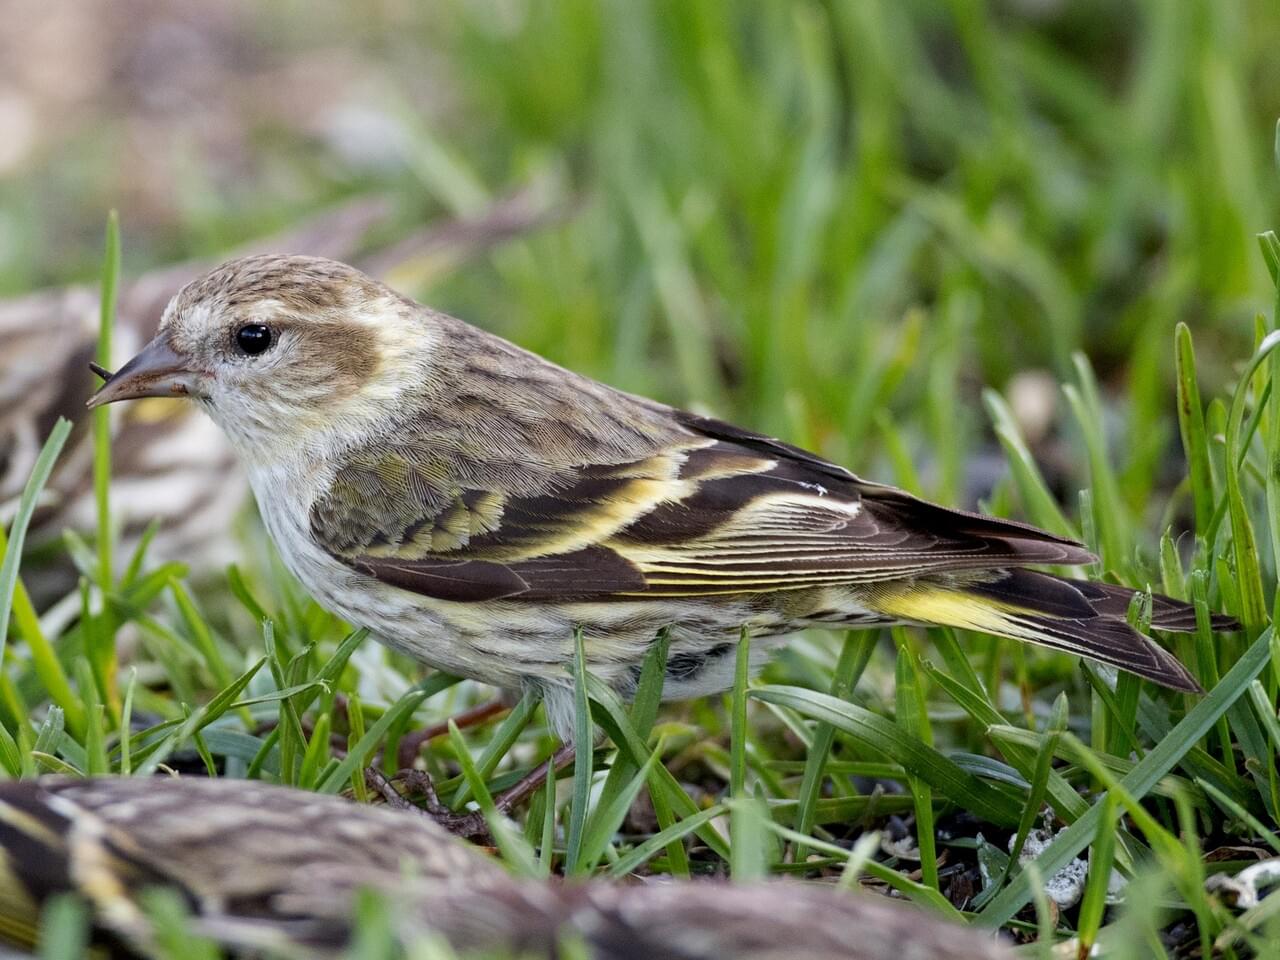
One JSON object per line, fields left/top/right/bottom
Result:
{"left": 491, "top": 743, "right": 576, "bottom": 817}
{"left": 363, "top": 744, "right": 575, "bottom": 840}
{"left": 396, "top": 699, "right": 509, "bottom": 768}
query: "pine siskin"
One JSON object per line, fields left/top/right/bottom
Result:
{"left": 0, "top": 776, "right": 1014, "bottom": 959}
{"left": 88, "top": 255, "right": 1231, "bottom": 735}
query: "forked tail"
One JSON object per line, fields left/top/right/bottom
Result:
{"left": 866, "top": 569, "right": 1236, "bottom": 692}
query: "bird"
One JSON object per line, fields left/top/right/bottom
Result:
{"left": 0, "top": 775, "right": 1016, "bottom": 959}
{"left": 87, "top": 254, "right": 1230, "bottom": 738}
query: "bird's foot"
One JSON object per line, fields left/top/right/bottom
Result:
{"left": 484, "top": 743, "right": 576, "bottom": 818}
{"left": 362, "top": 744, "right": 577, "bottom": 841}
{"left": 363, "top": 768, "right": 492, "bottom": 840}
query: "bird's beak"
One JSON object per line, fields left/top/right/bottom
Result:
{"left": 86, "top": 338, "right": 201, "bottom": 409}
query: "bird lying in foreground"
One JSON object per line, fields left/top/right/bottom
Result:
{"left": 88, "top": 255, "right": 1231, "bottom": 736}
{"left": 0, "top": 776, "right": 1014, "bottom": 959}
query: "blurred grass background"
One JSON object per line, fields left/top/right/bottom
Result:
{"left": 6, "top": 0, "right": 1280, "bottom": 955}
{"left": 5, "top": 0, "right": 1278, "bottom": 456}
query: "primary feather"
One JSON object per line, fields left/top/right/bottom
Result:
{"left": 93, "top": 255, "right": 1232, "bottom": 730}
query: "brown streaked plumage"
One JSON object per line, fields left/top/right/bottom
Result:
{"left": 0, "top": 776, "right": 1016, "bottom": 960}
{"left": 88, "top": 255, "right": 1232, "bottom": 735}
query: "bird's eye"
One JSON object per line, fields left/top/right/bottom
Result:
{"left": 234, "top": 324, "right": 273, "bottom": 356}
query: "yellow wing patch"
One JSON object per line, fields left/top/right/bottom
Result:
{"left": 0, "top": 856, "right": 39, "bottom": 950}
{"left": 862, "top": 581, "right": 1091, "bottom": 658}
{"left": 864, "top": 581, "right": 1023, "bottom": 634}
{"left": 439, "top": 449, "right": 706, "bottom": 562}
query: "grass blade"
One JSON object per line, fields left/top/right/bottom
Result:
{"left": 752, "top": 684, "right": 1023, "bottom": 825}
{"left": 447, "top": 720, "right": 539, "bottom": 877}
{"left": 792, "top": 631, "right": 875, "bottom": 862}
{"left": 93, "top": 211, "right": 120, "bottom": 592}
{"left": 976, "top": 626, "right": 1274, "bottom": 927}
{"left": 577, "top": 742, "right": 661, "bottom": 873}
{"left": 894, "top": 634, "right": 937, "bottom": 889}
{"left": 1175, "top": 323, "right": 1216, "bottom": 534}
{"left": 0, "top": 419, "right": 73, "bottom": 672}
{"left": 565, "top": 627, "right": 593, "bottom": 874}
{"left": 317, "top": 672, "right": 460, "bottom": 794}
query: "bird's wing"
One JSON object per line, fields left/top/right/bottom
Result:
{"left": 312, "top": 411, "right": 1093, "bottom": 602}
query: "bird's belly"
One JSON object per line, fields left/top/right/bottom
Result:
{"left": 255, "top": 499, "right": 507, "bottom": 681}
{"left": 353, "top": 593, "right": 879, "bottom": 699}
{"left": 245, "top": 471, "right": 488, "bottom": 678}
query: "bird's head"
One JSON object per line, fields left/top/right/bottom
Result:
{"left": 89, "top": 255, "right": 435, "bottom": 460}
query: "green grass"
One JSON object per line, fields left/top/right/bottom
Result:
{"left": 7, "top": 2, "right": 1280, "bottom": 956}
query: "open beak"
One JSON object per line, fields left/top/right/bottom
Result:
{"left": 87, "top": 338, "right": 201, "bottom": 409}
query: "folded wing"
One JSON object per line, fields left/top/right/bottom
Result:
{"left": 314, "top": 414, "right": 1094, "bottom": 602}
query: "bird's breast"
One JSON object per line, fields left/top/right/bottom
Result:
{"left": 245, "top": 463, "right": 363, "bottom": 606}
{"left": 241, "top": 461, "right": 523, "bottom": 681}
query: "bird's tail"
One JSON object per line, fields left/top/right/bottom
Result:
{"left": 865, "top": 569, "right": 1235, "bottom": 693}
